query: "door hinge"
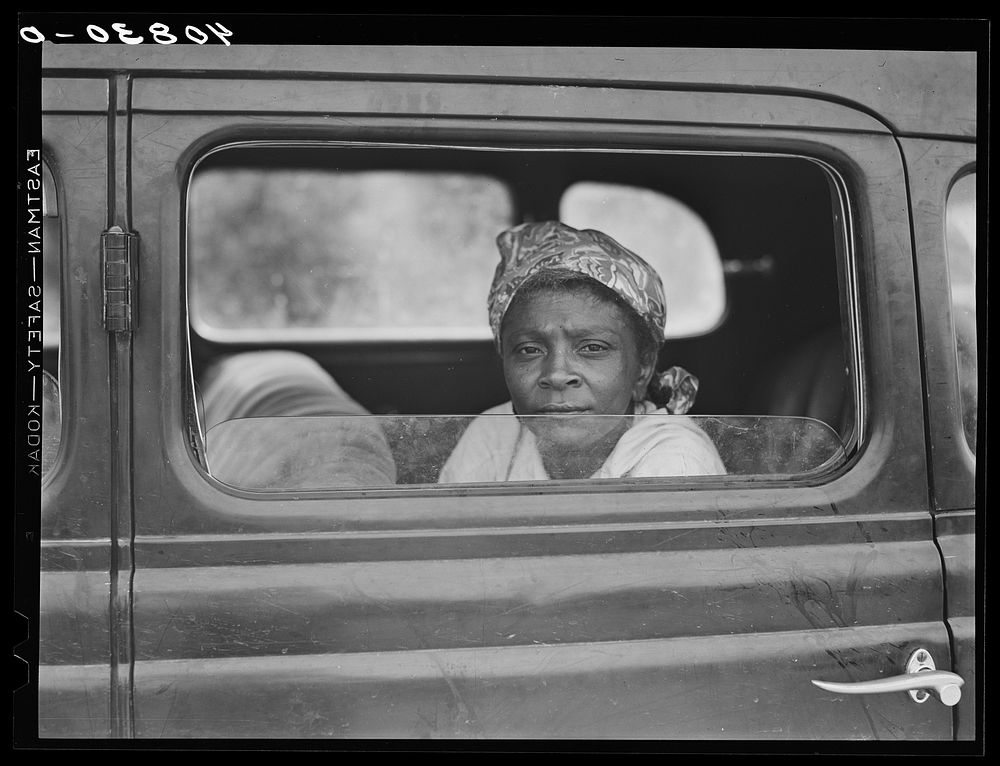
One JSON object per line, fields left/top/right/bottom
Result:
{"left": 102, "top": 226, "right": 139, "bottom": 333}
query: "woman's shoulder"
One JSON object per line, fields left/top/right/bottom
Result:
{"left": 457, "top": 401, "right": 516, "bottom": 437}
{"left": 633, "top": 411, "right": 721, "bottom": 450}
{"left": 607, "top": 408, "right": 727, "bottom": 477}
{"left": 436, "top": 401, "right": 519, "bottom": 483}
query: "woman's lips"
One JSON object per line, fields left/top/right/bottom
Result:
{"left": 535, "top": 405, "right": 590, "bottom": 414}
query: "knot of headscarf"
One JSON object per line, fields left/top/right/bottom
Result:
{"left": 651, "top": 365, "right": 700, "bottom": 415}
{"left": 488, "top": 221, "right": 667, "bottom": 345}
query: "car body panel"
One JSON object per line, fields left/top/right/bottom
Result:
{"left": 899, "top": 137, "right": 977, "bottom": 512}
{"left": 38, "top": 85, "right": 116, "bottom": 736}
{"left": 35, "top": 45, "right": 977, "bottom": 741}
{"left": 128, "top": 77, "right": 891, "bottom": 135}
{"left": 126, "top": 625, "right": 953, "bottom": 739}
{"left": 934, "top": 510, "right": 976, "bottom": 741}
{"left": 898, "top": 137, "right": 977, "bottom": 740}
{"left": 43, "top": 45, "right": 976, "bottom": 138}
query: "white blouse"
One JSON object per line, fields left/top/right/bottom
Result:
{"left": 438, "top": 401, "right": 727, "bottom": 483}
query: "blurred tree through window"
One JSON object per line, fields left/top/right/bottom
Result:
{"left": 189, "top": 169, "right": 514, "bottom": 336}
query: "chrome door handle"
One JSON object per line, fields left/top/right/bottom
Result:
{"left": 812, "top": 648, "right": 964, "bottom": 707}
{"left": 812, "top": 670, "right": 964, "bottom": 706}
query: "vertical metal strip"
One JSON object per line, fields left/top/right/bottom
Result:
{"left": 107, "top": 72, "right": 135, "bottom": 739}
{"left": 893, "top": 134, "right": 935, "bottom": 512}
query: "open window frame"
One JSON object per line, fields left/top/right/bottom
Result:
{"left": 182, "top": 139, "right": 866, "bottom": 518}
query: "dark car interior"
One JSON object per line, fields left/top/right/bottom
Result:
{"left": 187, "top": 146, "right": 853, "bottom": 426}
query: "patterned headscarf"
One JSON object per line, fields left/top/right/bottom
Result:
{"left": 488, "top": 221, "right": 699, "bottom": 415}
{"left": 488, "top": 221, "right": 667, "bottom": 344}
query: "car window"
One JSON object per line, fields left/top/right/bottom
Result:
{"left": 946, "top": 172, "right": 977, "bottom": 453}
{"left": 188, "top": 148, "right": 855, "bottom": 498}
{"left": 40, "top": 160, "right": 61, "bottom": 478}
{"left": 41, "top": 163, "right": 60, "bottom": 349}
{"left": 189, "top": 168, "right": 513, "bottom": 340}
{"left": 560, "top": 182, "right": 725, "bottom": 337}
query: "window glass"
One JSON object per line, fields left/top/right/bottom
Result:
{"left": 188, "top": 152, "right": 851, "bottom": 498}
{"left": 189, "top": 169, "right": 513, "bottom": 338}
{"left": 946, "top": 173, "right": 976, "bottom": 452}
{"left": 42, "top": 164, "right": 60, "bottom": 349}
{"left": 560, "top": 182, "right": 726, "bottom": 337}
{"left": 206, "top": 414, "right": 845, "bottom": 490}
{"left": 41, "top": 161, "right": 61, "bottom": 478}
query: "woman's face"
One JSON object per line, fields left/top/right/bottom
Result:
{"left": 500, "top": 287, "right": 654, "bottom": 450}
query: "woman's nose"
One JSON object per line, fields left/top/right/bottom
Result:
{"left": 539, "top": 350, "right": 581, "bottom": 389}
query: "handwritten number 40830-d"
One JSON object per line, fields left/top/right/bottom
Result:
{"left": 19, "top": 22, "right": 234, "bottom": 45}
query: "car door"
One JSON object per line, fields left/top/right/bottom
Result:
{"left": 37, "top": 44, "right": 969, "bottom": 741}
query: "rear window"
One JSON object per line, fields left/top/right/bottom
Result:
{"left": 189, "top": 169, "right": 514, "bottom": 340}
{"left": 560, "top": 182, "right": 725, "bottom": 337}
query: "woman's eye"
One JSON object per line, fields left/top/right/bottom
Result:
{"left": 516, "top": 345, "right": 543, "bottom": 356}
{"left": 580, "top": 343, "right": 609, "bottom": 353}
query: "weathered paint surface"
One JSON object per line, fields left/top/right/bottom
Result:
{"left": 129, "top": 626, "right": 952, "bottom": 739}
{"left": 43, "top": 46, "right": 977, "bottom": 138}
{"left": 935, "top": 511, "right": 976, "bottom": 740}
{"left": 128, "top": 541, "right": 939, "bottom": 659}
